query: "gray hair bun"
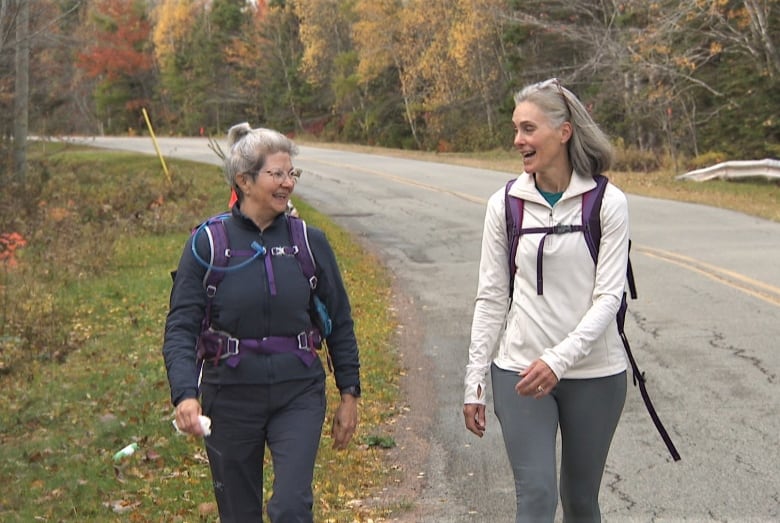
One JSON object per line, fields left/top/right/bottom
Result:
{"left": 227, "top": 122, "right": 252, "bottom": 146}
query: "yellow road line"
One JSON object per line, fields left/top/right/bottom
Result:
{"left": 305, "top": 159, "right": 487, "bottom": 204}
{"left": 635, "top": 245, "right": 780, "bottom": 307}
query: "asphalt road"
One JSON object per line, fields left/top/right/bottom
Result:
{"left": 71, "top": 136, "right": 779, "bottom": 522}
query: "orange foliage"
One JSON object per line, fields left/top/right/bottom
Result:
{"left": 0, "top": 232, "right": 27, "bottom": 269}
{"left": 76, "top": 0, "right": 153, "bottom": 81}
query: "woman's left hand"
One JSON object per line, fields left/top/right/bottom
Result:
{"left": 516, "top": 359, "right": 559, "bottom": 398}
{"left": 331, "top": 394, "right": 358, "bottom": 449}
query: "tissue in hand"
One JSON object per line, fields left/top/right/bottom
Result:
{"left": 173, "top": 415, "right": 212, "bottom": 437}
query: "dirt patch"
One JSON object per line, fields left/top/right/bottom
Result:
{"left": 367, "top": 277, "right": 438, "bottom": 522}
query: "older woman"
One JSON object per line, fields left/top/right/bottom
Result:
{"left": 163, "top": 123, "right": 360, "bottom": 522}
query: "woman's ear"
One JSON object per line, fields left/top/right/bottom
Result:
{"left": 560, "top": 121, "right": 573, "bottom": 144}
{"left": 238, "top": 172, "right": 252, "bottom": 193}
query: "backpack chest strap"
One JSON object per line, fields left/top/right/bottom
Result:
{"left": 518, "top": 224, "right": 586, "bottom": 295}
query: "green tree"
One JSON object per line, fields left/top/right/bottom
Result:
{"left": 252, "top": 0, "right": 311, "bottom": 132}
{"left": 152, "top": 0, "right": 247, "bottom": 135}
{"left": 222, "top": 1, "right": 269, "bottom": 126}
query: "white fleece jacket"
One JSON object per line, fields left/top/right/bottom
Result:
{"left": 464, "top": 171, "right": 630, "bottom": 405}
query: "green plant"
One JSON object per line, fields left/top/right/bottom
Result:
{"left": 365, "top": 435, "right": 397, "bottom": 449}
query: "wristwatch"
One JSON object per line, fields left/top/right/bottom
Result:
{"left": 340, "top": 385, "right": 361, "bottom": 398}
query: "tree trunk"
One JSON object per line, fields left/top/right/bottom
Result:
{"left": 13, "top": 0, "right": 29, "bottom": 184}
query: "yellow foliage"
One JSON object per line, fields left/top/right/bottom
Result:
{"left": 353, "top": 0, "right": 402, "bottom": 82}
{"left": 710, "top": 41, "right": 723, "bottom": 55}
{"left": 151, "top": 0, "right": 205, "bottom": 68}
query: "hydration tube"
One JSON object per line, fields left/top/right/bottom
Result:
{"left": 190, "top": 217, "right": 266, "bottom": 272}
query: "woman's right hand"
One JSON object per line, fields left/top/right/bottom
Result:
{"left": 174, "top": 398, "right": 205, "bottom": 436}
{"left": 463, "top": 403, "right": 486, "bottom": 437}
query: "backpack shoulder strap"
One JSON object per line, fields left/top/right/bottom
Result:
{"left": 504, "top": 179, "right": 524, "bottom": 300}
{"left": 581, "top": 174, "right": 609, "bottom": 265}
{"left": 582, "top": 175, "right": 638, "bottom": 300}
{"left": 287, "top": 215, "right": 317, "bottom": 290}
{"left": 192, "top": 215, "right": 230, "bottom": 370}
{"left": 287, "top": 215, "right": 333, "bottom": 343}
{"left": 587, "top": 178, "right": 676, "bottom": 459}
{"left": 193, "top": 214, "right": 231, "bottom": 292}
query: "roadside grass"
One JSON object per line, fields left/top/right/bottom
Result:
{"left": 1, "top": 140, "right": 776, "bottom": 522}
{"left": 0, "top": 143, "right": 402, "bottom": 522}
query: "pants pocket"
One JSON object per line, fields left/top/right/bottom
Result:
{"left": 200, "top": 383, "right": 220, "bottom": 418}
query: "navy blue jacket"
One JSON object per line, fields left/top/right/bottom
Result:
{"left": 163, "top": 204, "right": 360, "bottom": 406}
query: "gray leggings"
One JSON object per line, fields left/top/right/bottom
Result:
{"left": 492, "top": 363, "right": 626, "bottom": 523}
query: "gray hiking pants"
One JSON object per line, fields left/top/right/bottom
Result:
{"left": 492, "top": 363, "right": 626, "bottom": 523}
{"left": 200, "top": 377, "right": 326, "bottom": 522}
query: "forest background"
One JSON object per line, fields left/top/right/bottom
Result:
{"left": 1, "top": 0, "right": 779, "bottom": 182}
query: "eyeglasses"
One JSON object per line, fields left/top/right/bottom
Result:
{"left": 537, "top": 77, "right": 571, "bottom": 118}
{"left": 264, "top": 168, "right": 302, "bottom": 184}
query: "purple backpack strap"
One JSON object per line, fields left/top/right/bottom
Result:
{"left": 288, "top": 216, "right": 317, "bottom": 289}
{"left": 504, "top": 179, "right": 524, "bottom": 300}
{"left": 583, "top": 177, "right": 676, "bottom": 460}
{"left": 195, "top": 216, "right": 230, "bottom": 364}
{"left": 581, "top": 174, "right": 608, "bottom": 265}
{"left": 198, "top": 214, "right": 257, "bottom": 293}
{"left": 506, "top": 176, "right": 603, "bottom": 297}
{"left": 202, "top": 218, "right": 229, "bottom": 293}
{"left": 193, "top": 213, "right": 256, "bottom": 361}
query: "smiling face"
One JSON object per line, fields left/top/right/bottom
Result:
{"left": 238, "top": 151, "right": 296, "bottom": 228}
{"left": 512, "top": 100, "right": 572, "bottom": 179}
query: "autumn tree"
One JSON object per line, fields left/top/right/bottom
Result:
{"left": 293, "top": 0, "right": 367, "bottom": 139}
{"left": 684, "top": 0, "right": 780, "bottom": 158}
{"left": 352, "top": 0, "right": 426, "bottom": 148}
{"left": 219, "top": 0, "right": 315, "bottom": 133}
{"left": 409, "top": 0, "right": 507, "bottom": 150}
{"left": 449, "top": 0, "right": 509, "bottom": 146}
{"left": 1, "top": 0, "right": 86, "bottom": 184}
{"left": 76, "top": 0, "right": 155, "bottom": 134}
{"left": 152, "top": 0, "right": 202, "bottom": 131}
{"left": 222, "top": 1, "right": 269, "bottom": 126}
{"left": 152, "top": 0, "right": 250, "bottom": 135}
{"left": 503, "top": 0, "right": 779, "bottom": 162}
{"left": 1, "top": 0, "right": 22, "bottom": 149}
{"left": 250, "top": 0, "right": 310, "bottom": 132}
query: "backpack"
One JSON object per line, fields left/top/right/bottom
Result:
{"left": 504, "top": 174, "right": 681, "bottom": 461}
{"left": 187, "top": 212, "right": 333, "bottom": 370}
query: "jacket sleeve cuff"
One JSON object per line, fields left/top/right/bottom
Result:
{"left": 539, "top": 354, "right": 563, "bottom": 380}
{"left": 464, "top": 381, "right": 487, "bottom": 405}
{"left": 171, "top": 387, "right": 198, "bottom": 407}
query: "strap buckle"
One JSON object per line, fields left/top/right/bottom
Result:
{"left": 225, "top": 336, "right": 240, "bottom": 357}
{"left": 552, "top": 224, "right": 574, "bottom": 234}
{"left": 297, "top": 332, "right": 310, "bottom": 351}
